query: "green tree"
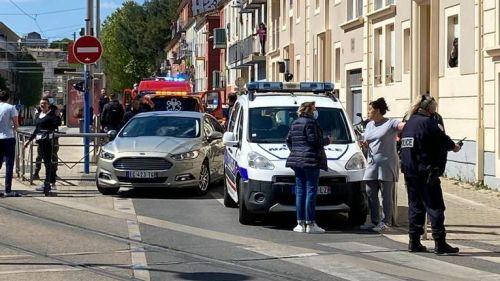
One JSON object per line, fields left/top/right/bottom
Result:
{"left": 15, "top": 53, "right": 43, "bottom": 107}
{"left": 100, "top": 0, "right": 180, "bottom": 93}
{"left": 49, "top": 38, "right": 73, "bottom": 51}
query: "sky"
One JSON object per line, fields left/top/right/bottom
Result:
{"left": 0, "top": 0, "right": 145, "bottom": 41}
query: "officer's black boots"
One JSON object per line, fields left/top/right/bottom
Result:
{"left": 434, "top": 238, "right": 459, "bottom": 255}
{"left": 408, "top": 237, "right": 427, "bottom": 252}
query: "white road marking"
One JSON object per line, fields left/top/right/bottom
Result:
{"left": 0, "top": 254, "right": 33, "bottom": 259}
{"left": 113, "top": 198, "right": 150, "bottom": 281}
{"left": 210, "top": 192, "right": 225, "bottom": 206}
{"left": 290, "top": 254, "right": 404, "bottom": 281}
{"left": 323, "top": 241, "right": 500, "bottom": 281}
{"left": 384, "top": 233, "right": 500, "bottom": 265}
{"left": 36, "top": 197, "right": 500, "bottom": 281}
{"left": 0, "top": 268, "right": 81, "bottom": 275}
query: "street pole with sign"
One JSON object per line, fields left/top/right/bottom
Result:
{"left": 75, "top": 0, "right": 103, "bottom": 174}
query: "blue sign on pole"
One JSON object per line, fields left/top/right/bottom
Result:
{"left": 83, "top": 69, "right": 90, "bottom": 174}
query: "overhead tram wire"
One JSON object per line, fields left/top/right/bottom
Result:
{"left": 8, "top": 0, "right": 46, "bottom": 37}
{"left": 0, "top": 7, "right": 85, "bottom": 16}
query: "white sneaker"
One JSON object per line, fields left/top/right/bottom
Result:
{"left": 373, "top": 222, "right": 391, "bottom": 232}
{"left": 293, "top": 223, "right": 306, "bottom": 233}
{"left": 360, "top": 223, "right": 376, "bottom": 230}
{"left": 50, "top": 184, "right": 57, "bottom": 190}
{"left": 35, "top": 186, "right": 45, "bottom": 191}
{"left": 306, "top": 223, "right": 325, "bottom": 234}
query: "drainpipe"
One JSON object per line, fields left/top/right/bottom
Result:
{"left": 476, "top": 0, "right": 485, "bottom": 183}
{"left": 366, "top": 1, "right": 372, "bottom": 111}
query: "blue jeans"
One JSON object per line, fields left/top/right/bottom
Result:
{"left": 293, "top": 167, "right": 320, "bottom": 223}
{"left": 0, "top": 138, "right": 16, "bottom": 193}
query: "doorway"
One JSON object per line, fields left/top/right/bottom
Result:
{"left": 347, "top": 68, "right": 363, "bottom": 123}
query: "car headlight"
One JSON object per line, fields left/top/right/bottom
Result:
{"left": 345, "top": 152, "right": 366, "bottom": 170}
{"left": 248, "top": 151, "right": 274, "bottom": 170}
{"left": 99, "top": 150, "right": 115, "bottom": 160}
{"left": 171, "top": 150, "right": 200, "bottom": 161}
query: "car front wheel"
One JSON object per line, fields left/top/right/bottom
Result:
{"left": 196, "top": 161, "right": 210, "bottom": 195}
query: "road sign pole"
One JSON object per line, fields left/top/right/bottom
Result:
{"left": 83, "top": 69, "right": 90, "bottom": 174}
{"left": 83, "top": 0, "right": 94, "bottom": 175}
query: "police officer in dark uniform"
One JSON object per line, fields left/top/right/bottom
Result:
{"left": 400, "top": 95, "right": 462, "bottom": 255}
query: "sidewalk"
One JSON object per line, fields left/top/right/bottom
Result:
{"left": 395, "top": 176, "right": 500, "bottom": 243}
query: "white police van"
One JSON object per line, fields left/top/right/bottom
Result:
{"left": 222, "top": 82, "right": 368, "bottom": 225}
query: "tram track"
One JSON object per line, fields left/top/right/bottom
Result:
{"left": 0, "top": 201, "right": 304, "bottom": 281}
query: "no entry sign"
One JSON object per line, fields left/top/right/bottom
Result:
{"left": 73, "top": 36, "right": 103, "bottom": 64}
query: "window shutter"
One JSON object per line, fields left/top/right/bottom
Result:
{"left": 213, "top": 28, "right": 227, "bottom": 49}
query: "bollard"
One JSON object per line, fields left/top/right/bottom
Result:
{"left": 29, "top": 142, "right": 34, "bottom": 185}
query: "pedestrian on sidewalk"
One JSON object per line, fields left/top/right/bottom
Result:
{"left": 32, "top": 103, "right": 61, "bottom": 183}
{"left": 400, "top": 95, "right": 462, "bottom": 255}
{"left": 286, "top": 101, "right": 332, "bottom": 234}
{"left": 100, "top": 93, "right": 124, "bottom": 132}
{"left": 0, "top": 90, "right": 20, "bottom": 197}
{"left": 360, "top": 98, "right": 405, "bottom": 232}
{"left": 24, "top": 98, "right": 60, "bottom": 196}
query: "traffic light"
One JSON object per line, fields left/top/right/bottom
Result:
{"left": 73, "top": 81, "right": 84, "bottom": 92}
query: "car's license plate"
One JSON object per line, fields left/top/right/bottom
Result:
{"left": 318, "top": 186, "right": 331, "bottom": 195}
{"left": 291, "top": 186, "right": 331, "bottom": 195}
{"left": 126, "top": 171, "right": 158, "bottom": 179}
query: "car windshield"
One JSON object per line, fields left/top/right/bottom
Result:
{"left": 120, "top": 116, "right": 200, "bottom": 138}
{"left": 249, "top": 107, "right": 352, "bottom": 144}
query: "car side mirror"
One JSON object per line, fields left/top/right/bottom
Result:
{"left": 107, "top": 130, "right": 117, "bottom": 141}
{"left": 223, "top": 132, "right": 238, "bottom": 147}
{"left": 207, "top": 131, "right": 223, "bottom": 142}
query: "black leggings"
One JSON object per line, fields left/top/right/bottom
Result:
{"left": 38, "top": 139, "right": 56, "bottom": 186}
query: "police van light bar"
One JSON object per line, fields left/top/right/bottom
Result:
{"left": 247, "top": 82, "right": 334, "bottom": 93}
{"left": 247, "top": 82, "right": 283, "bottom": 91}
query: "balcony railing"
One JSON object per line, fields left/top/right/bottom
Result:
{"left": 228, "top": 35, "right": 263, "bottom": 65}
{"left": 195, "top": 43, "right": 206, "bottom": 58}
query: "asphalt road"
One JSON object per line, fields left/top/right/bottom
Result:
{"left": 0, "top": 182, "right": 499, "bottom": 281}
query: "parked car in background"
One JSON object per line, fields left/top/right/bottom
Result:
{"left": 96, "top": 111, "right": 225, "bottom": 195}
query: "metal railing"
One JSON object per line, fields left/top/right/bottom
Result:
{"left": 228, "top": 35, "right": 262, "bottom": 64}
{"left": 15, "top": 130, "right": 109, "bottom": 185}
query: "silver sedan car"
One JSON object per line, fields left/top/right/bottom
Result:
{"left": 96, "top": 111, "right": 225, "bottom": 195}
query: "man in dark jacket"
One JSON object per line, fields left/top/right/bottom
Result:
{"left": 400, "top": 95, "right": 461, "bottom": 255}
{"left": 101, "top": 93, "right": 124, "bottom": 132}
{"left": 32, "top": 103, "right": 61, "bottom": 182}
{"left": 24, "top": 98, "right": 61, "bottom": 196}
{"left": 285, "top": 101, "right": 331, "bottom": 234}
{"left": 121, "top": 99, "right": 141, "bottom": 127}
{"left": 98, "top": 89, "right": 109, "bottom": 114}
